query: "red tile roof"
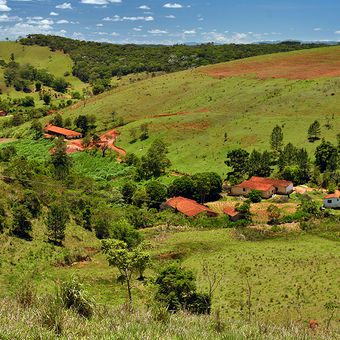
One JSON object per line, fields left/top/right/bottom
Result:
{"left": 44, "top": 124, "right": 82, "bottom": 137}
{"left": 0, "top": 110, "right": 6, "bottom": 116}
{"left": 236, "top": 180, "right": 274, "bottom": 192}
{"left": 324, "top": 191, "right": 340, "bottom": 199}
{"left": 222, "top": 206, "right": 240, "bottom": 217}
{"left": 248, "top": 176, "right": 292, "bottom": 188}
{"left": 167, "top": 197, "right": 218, "bottom": 217}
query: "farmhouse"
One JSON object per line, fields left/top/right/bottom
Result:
{"left": 230, "top": 180, "right": 276, "bottom": 199}
{"left": 167, "top": 196, "right": 218, "bottom": 217}
{"left": 230, "top": 176, "right": 294, "bottom": 199}
{"left": 44, "top": 124, "right": 83, "bottom": 139}
{"left": 0, "top": 110, "right": 7, "bottom": 117}
{"left": 248, "top": 176, "right": 293, "bottom": 195}
{"left": 323, "top": 192, "right": 340, "bottom": 209}
{"left": 222, "top": 206, "right": 243, "bottom": 222}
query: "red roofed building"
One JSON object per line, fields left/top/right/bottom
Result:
{"left": 230, "top": 180, "right": 276, "bottom": 199}
{"left": 167, "top": 196, "right": 218, "bottom": 217}
{"left": 323, "top": 191, "right": 340, "bottom": 209}
{"left": 222, "top": 206, "right": 244, "bottom": 222}
{"left": 248, "top": 176, "right": 293, "bottom": 195}
{"left": 0, "top": 110, "right": 7, "bottom": 117}
{"left": 44, "top": 124, "right": 83, "bottom": 139}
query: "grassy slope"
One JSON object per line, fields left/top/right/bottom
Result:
{"left": 0, "top": 41, "right": 84, "bottom": 103}
{"left": 13, "top": 45, "right": 339, "bottom": 177}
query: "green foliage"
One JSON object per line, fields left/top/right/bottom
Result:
{"left": 101, "top": 239, "right": 152, "bottom": 302}
{"left": 155, "top": 263, "right": 210, "bottom": 314}
{"left": 74, "top": 115, "right": 88, "bottom": 134}
{"left": 248, "top": 189, "right": 262, "bottom": 203}
{"left": 269, "top": 125, "right": 284, "bottom": 151}
{"left": 30, "top": 119, "right": 43, "bottom": 139}
{"left": 52, "top": 77, "right": 69, "bottom": 93}
{"left": 169, "top": 176, "right": 194, "bottom": 199}
{"left": 50, "top": 139, "right": 72, "bottom": 179}
{"left": 307, "top": 120, "right": 321, "bottom": 141}
{"left": 11, "top": 203, "right": 33, "bottom": 238}
{"left": 121, "top": 182, "right": 137, "bottom": 204}
{"left": 225, "top": 148, "right": 249, "bottom": 178}
{"left": 59, "top": 274, "right": 95, "bottom": 318}
{"left": 53, "top": 113, "right": 63, "bottom": 128}
{"left": 110, "top": 218, "right": 143, "bottom": 248}
{"left": 45, "top": 201, "right": 69, "bottom": 245}
{"left": 315, "top": 138, "right": 338, "bottom": 173}
{"left": 235, "top": 202, "right": 252, "bottom": 221}
{"left": 267, "top": 204, "right": 280, "bottom": 224}
{"left": 146, "top": 181, "right": 168, "bottom": 209}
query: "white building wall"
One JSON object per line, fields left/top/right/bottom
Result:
{"left": 324, "top": 198, "right": 340, "bottom": 208}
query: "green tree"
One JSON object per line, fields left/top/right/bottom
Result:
{"left": 140, "top": 122, "right": 149, "bottom": 140}
{"left": 101, "top": 239, "right": 152, "bottom": 302}
{"left": 53, "top": 114, "right": 63, "bottom": 128}
{"left": 269, "top": 125, "right": 283, "bottom": 151}
{"left": 92, "top": 133, "right": 101, "bottom": 145}
{"left": 75, "top": 115, "right": 88, "bottom": 134}
{"left": 35, "top": 81, "right": 42, "bottom": 92}
{"left": 155, "top": 263, "right": 210, "bottom": 314}
{"left": 50, "top": 139, "right": 72, "bottom": 179}
{"left": 52, "top": 77, "right": 68, "bottom": 93}
{"left": 225, "top": 148, "right": 249, "bottom": 178}
{"left": 307, "top": 120, "right": 321, "bottom": 141}
{"left": 121, "top": 182, "right": 137, "bottom": 204}
{"left": 46, "top": 201, "right": 69, "bottom": 244}
{"left": 12, "top": 204, "right": 32, "bottom": 238}
{"left": 267, "top": 204, "right": 280, "bottom": 224}
{"left": 30, "top": 119, "right": 43, "bottom": 139}
{"left": 110, "top": 218, "right": 143, "bottom": 248}
{"left": 248, "top": 189, "right": 262, "bottom": 203}
{"left": 43, "top": 92, "right": 51, "bottom": 105}
{"left": 192, "top": 173, "right": 211, "bottom": 204}
{"left": 235, "top": 201, "right": 252, "bottom": 221}
{"left": 145, "top": 181, "right": 168, "bottom": 209}
{"left": 315, "top": 138, "right": 338, "bottom": 172}
{"left": 169, "top": 176, "right": 194, "bottom": 199}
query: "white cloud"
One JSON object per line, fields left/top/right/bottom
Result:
{"left": 163, "top": 3, "right": 183, "bottom": 8}
{"left": 56, "top": 3, "right": 73, "bottom": 9}
{"left": 0, "top": 0, "right": 11, "bottom": 12}
{"left": 335, "top": 31, "right": 340, "bottom": 34}
{"left": 165, "top": 15, "right": 175, "bottom": 18}
{"left": 139, "top": 5, "right": 150, "bottom": 10}
{"left": 103, "top": 15, "right": 153, "bottom": 21}
{"left": 96, "top": 23, "right": 103, "bottom": 26}
{"left": 50, "top": 12, "right": 59, "bottom": 16}
{"left": 183, "top": 29, "right": 195, "bottom": 34}
{"left": 0, "top": 14, "right": 22, "bottom": 22}
{"left": 198, "top": 18, "right": 203, "bottom": 20}
{"left": 56, "top": 20, "right": 69, "bottom": 24}
{"left": 314, "top": 28, "right": 322, "bottom": 31}
{"left": 80, "top": 0, "right": 122, "bottom": 3}
{"left": 27, "top": 17, "right": 54, "bottom": 25}
{"left": 133, "top": 27, "right": 141, "bottom": 31}
{"left": 111, "top": 32, "right": 119, "bottom": 35}
{"left": 149, "top": 29, "right": 168, "bottom": 34}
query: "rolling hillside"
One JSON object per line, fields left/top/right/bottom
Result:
{"left": 15, "top": 45, "right": 338, "bottom": 177}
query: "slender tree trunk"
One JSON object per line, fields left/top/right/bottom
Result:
{"left": 125, "top": 269, "right": 132, "bottom": 302}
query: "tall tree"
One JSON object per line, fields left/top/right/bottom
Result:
{"left": 307, "top": 120, "right": 321, "bottom": 141}
{"left": 225, "top": 148, "right": 249, "bottom": 178}
{"left": 46, "top": 201, "right": 69, "bottom": 245}
{"left": 50, "top": 139, "right": 72, "bottom": 179}
{"left": 315, "top": 138, "right": 338, "bottom": 172}
{"left": 269, "top": 125, "right": 284, "bottom": 151}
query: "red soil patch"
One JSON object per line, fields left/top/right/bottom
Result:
{"left": 199, "top": 48, "right": 340, "bottom": 80}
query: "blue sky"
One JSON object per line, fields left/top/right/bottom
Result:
{"left": 0, "top": 0, "right": 340, "bottom": 44}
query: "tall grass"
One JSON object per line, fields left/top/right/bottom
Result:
{"left": 0, "top": 293, "right": 336, "bottom": 339}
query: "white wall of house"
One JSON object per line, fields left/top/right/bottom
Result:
{"left": 324, "top": 198, "right": 340, "bottom": 208}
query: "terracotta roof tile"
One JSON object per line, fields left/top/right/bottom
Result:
{"left": 248, "top": 176, "right": 293, "bottom": 188}
{"left": 236, "top": 180, "right": 274, "bottom": 192}
{"left": 44, "top": 124, "right": 82, "bottom": 137}
{"left": 222, "top": 206, "right": 240, "bottom": 217}
{"left": 324, "top": 191, "right": 340, "bottom": 199}
{"left": 167, "top": 197, "right": 218, "bottom": 217}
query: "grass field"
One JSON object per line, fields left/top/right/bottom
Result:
{"left": 11, "top": 46, "right": 338, "bottom": 177}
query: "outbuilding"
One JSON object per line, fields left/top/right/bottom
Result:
{"left": 167, "top": 196, "right": 218, "bottom": 218}
{"left": 222, "top": 206, "right": 243, "bottom": 222}
{"left": 323, "top": 192, "right": 340, "bottom": 209}
{"left": 44, "top": 124, "right": 83, "bottom": 139}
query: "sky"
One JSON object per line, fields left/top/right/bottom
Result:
{"left": 0, "top": 0, "right": 340, "bottom": 45}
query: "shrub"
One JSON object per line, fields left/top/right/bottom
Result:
{"left": 248, "top": 189, "right": 262, "bottom": 203}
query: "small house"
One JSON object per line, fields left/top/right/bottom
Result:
{"left": 0, "top": 110, "right": 7, "bottom": 117}
{"left": 167, "top": 196, "right": 218, "bottom": 218}
{"left": 323, "top": 192, "right": 340, "bottom": 209}
{"left": 248, "top": 176, "right": 293, "bottom": 195}
{"left": 222, "top": 206, "right": 243, "bottom": 222}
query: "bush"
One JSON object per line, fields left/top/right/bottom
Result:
{"left": 248, "top": 189, "right": 262, "bottom": 203}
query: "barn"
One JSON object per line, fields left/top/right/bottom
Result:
{"left": 44, "top": 124, "right": 83, "bottom": 139}
{"left": 167, "top": 196, "right": 218, "bottom": 217}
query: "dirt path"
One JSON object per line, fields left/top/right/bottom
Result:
{"left": 65, "top": 127, "right": 126, "bottom": 160}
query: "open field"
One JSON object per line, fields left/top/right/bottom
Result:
{"left": 10, "top": 46, "right": 339, "bottom": 177}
